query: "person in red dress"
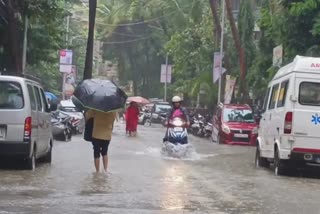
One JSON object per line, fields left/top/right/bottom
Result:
{"left": 125, "top": 102, "right": 140, "bottom": 136}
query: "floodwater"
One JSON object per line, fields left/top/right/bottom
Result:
{"left": 1, "top": 122, "right": 320, "bottom": 213}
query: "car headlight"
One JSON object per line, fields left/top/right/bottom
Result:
{"left": 222, "top": 124, "right": 230, "bottom": 134}
{"left": 252, "top": 127, "right": 258, "bottom": 134}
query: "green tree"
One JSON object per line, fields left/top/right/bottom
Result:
{"left": 237, "top": 0, "right": 256, "bottom": 102}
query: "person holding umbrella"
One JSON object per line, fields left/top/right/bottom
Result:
{"left": 125, "top": 101, "right": 140, "bottom": 136}
{"left": 85, "top": 109, "right": 116, "bottom": 173}
{"left": 72, "top": 79, "right": 127, "bottom": 173}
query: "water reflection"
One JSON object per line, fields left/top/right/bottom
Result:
{"left": 79, "top": 173, "right": 113, "bottom": 196}
{"left": 160, "top": 166, "right": 188, "bottom": 211}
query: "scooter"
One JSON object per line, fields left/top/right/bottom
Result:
{"left": 203, "top": 121, "right": 213, "bottom": 138}
{"left": 51, "top": 112, "right": 72, "bottom": 142}
{"left": 162, "top": 117, "right": 192, "bottom": 158}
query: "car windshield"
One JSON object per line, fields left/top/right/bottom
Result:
{"left": 223, "top": 108, "right": 254, "bottom": 123}
{"left": 0, "top": 81, "right": 24, "bottom": 109}
{"left": 155, "top": 104, "right": 171, "bottom": 113}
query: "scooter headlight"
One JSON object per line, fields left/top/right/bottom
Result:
{"left": 170, "top": 118, "right": 185, "bottom": 127}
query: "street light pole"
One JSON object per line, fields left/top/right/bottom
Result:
{"left": 217, "top": 0, "right": 225, "bottom": 104}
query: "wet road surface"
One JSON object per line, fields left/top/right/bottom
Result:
{"left": 1, "top": 121, "right": 320, "bottom": 213}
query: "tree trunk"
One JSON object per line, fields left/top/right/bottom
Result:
{"left": 225, "top": 0, "right": 247, "bottom": 103}
{"left": 5, "top": 0, "right": 22, "bottom": 74}
{"left": 83, "top": 0, "right": 97, "bottom": 80}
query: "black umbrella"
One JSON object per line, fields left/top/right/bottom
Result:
{"left": 73, "top": 79, "right": 127, "bottom": 113}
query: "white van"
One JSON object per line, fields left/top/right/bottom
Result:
{"left": 0, "top": 75, "right": 56, "bottom": 170}
{"left": 255, "top": 56, "right": 320, "bottom": 175}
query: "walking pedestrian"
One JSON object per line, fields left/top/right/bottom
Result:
{"left": 85, "top": 109, "right": 117, "bottom": 173}
{"left": 125, "top": 101, "right": 140, "bottom": 136}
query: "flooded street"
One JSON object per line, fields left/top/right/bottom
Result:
{"left": 1, "top": 122, "right": 320, "bottom": 214}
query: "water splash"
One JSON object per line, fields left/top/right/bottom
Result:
{"left": 132, "top": 145, "right": 216, "bottom": 161}
{"left": 161, "top": 143, "right": 200, "bottom": 160}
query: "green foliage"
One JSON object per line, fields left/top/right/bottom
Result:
{"left": 0, "top": 0, "right": 80, "bottom": 93}
{"left": 249, "top": 0, "right": 320, "bottom": 100}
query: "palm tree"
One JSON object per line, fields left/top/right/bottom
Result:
{"left": 83, "top": 0, "right": 97, "bottom": 80}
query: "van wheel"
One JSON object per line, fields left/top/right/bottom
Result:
{"left": 26, "top": 148, "right": 36, "bottom": 170}
{"left": 255, "top": 146, "right": 269, "bottom": 168}
{"left": 43, "top": 144, "right": 52, "bottom": 163}
{"left": 274, "top": 148, "right": 286, "bottom": 176}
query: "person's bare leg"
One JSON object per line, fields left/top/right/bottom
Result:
{"left": 102, "top": 155, "right": 108, "bottom": 172}
{"left": 94, "top": 158, "right": 100, "bottom": 173}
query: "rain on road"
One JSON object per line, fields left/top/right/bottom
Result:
{"left": 1, "top": 121, "right": 320, "bottom": 214}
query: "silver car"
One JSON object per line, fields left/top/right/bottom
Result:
{"left": 0, "top": 75, "right": 56, "bottom": 170}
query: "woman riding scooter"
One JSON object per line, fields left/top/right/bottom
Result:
{"left": 163, "top": 96, "right": 190, "bottom": 142}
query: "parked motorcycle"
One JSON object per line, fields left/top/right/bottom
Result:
{"left": 189, "top": 115, "right": 201, "bottom": 136}
{"left": 51, "top": 111, "right": 72, "bottom": 142}
{"left": 202, "top": 121, "right": 213, "bottom": 138}
{"left": 138, "top": 109, "right": 152, "bottom": 126}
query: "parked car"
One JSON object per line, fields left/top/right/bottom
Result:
{"left": 0, "top": 75, "right": 56, "bottom": 170}
{"left": 150, "top": 102, "right": 172, "bottom": 124}
{"left": 58, "top": 99, "right": 85, "bottom": 134}
{"left": 212, "top": 103, "right": 258, "bottom": 146}
{"left": 256, "top": 56, "right": 320, "bottom": 175}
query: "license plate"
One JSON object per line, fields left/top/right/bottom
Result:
{"left": 234, "top": 133, "right": 248, "bottom": 138}
{"left": 174, "top": 127, "right": 183, "bottom": 132}
{"left": 0, "top": 128, "right": 6, "bottom": 140}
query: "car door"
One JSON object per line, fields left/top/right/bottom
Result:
{"left": 39, "top": 87, "right": 51, "bottom": 152}
{"left": 258, "top": 87, "right": 271, "bottom": 154}
{"left": 33, "top": 85, "right": 46, "bottom": 154}
{"left": 293, "top": 79, "right": 320, "bottom": 150}
{"left": 273, "top": 79, "right": 290, "bottom": 147}
{"left": 266, "top": 83, "right": 280, "bottom": 153}
{"left": 27, "top": 84, "right": 39, "bottom": 150}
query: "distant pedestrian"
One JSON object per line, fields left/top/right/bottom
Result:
{"left": 85, "top": 109, "right": 117, "bottom": 173}
{"left": 125, "top": 101, "right": 140, "bottom": 136}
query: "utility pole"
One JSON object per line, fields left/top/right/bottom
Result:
{"left": 66, "top": 16, "right": 70, "bottom": 47}
{"left": 164, "top": 54, "right": 168, "bottom": 102}
{"left": 22, "top": 16, "right": 28, "bottom": 73}
{"left": 217, "top": 0, "right": 225, "bottom": 104}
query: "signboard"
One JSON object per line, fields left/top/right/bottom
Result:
{"left": 160, "top": 64, "right": 172, "bottom": 83}
{"left": 224, "top": 75, "right": 236, "bottom": 104}
{"left": 273, "top": 45, "right": 283, "bottom": 67}
{"left": 60, "top": 49, "right": 73, "bottom": 65}
{"left": 59, "top": 64, "right": 72, "bottom": 73}
{"left": 213, "top": 52, "right": 226, "bottom": 83}
{"left": 63, "top": 65, "right": 76, "bottom": 97}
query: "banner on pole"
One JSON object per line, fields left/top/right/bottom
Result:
{"left": 224, "top": 75, "right": 236, "bottom": 104}
{"left": 160, "top": 64, "right": 172, "bottom": 83}
{"left": 59, "top": 49, "right": 73, "bottom": 73}
{"left": 63, "top": 65, "right": 77, "bottom": 97}
{"left": 273, "top": 45, "right": 283, "bottom": 67}
{"left": 59, "top": 49, "right": 73, "bottom": 65}
{"left": 213, "top": 52, "right": 226, "bottom": 83}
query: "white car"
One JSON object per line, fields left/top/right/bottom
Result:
{"left": 256, "top": 56, "right": 320, "bottom": 175}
